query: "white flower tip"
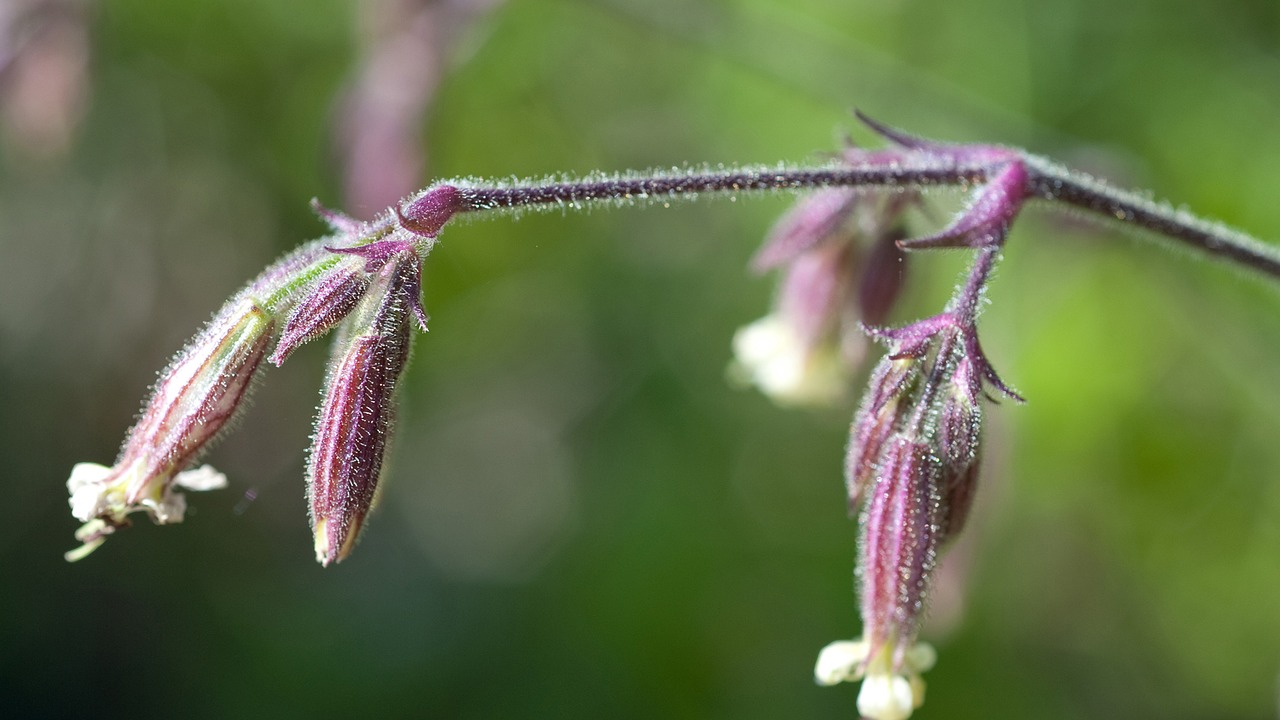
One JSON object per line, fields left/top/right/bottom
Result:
{"left": 174, "top": 464, "right": 228, "bottom": 491}
{"left": 857, "top": 672, "right": 916, "bottom": 720}
{"left": 817, "top": 638, "right": 934, "bottom": 719}
{"left": 730, "top": 316, "right": 846, "bottom": 406}
{"left": 67, "top": 462, "right": 112, "bottom": 491}
{"left": 814, "top": 639, "right": 868, "bottom": 686}
{"left": 67, "top": 463, "right": 113, "bottom": 522}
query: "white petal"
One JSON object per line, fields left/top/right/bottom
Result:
{"left": 857, "top": 673, "right": 916, "bottom": 720}
{"left": 174, "top": 464, "right": 228, "bottom": 491}
{"left": 66, "top": 463, "right": 113, "bottom": 521}
{"left": 814, "top": 639, "right": 869, "bottom": 686}
{"left": 731, "top": 316, "right": 845, "bottom": 406}
{"left": 66, "top": 462, "right": 111, "bottom": 492}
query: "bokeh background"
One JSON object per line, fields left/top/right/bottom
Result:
{"left": 3, "top": 0, "right": 1280, "bottom": 718}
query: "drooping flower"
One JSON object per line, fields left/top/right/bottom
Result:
{"left": 820, "top": 303, "right": 1020, "bottom": 719}
{"left": 307, "top": 248, "right": 425, "bottom": 566}
{"left": 731, "top": 188, "right": 912, "bottom": 406}
{"left": 65, "top": 295, "right": 274, "bottom": 560}
{"left": 62, "top": 225, "right": 360, "bottom": 560}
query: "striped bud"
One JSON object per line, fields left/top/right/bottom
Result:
{"left": 859, "top": 437, "right": 943, "bottom": 657}
{"left": 65, "top": 296, "right": 274, "bottom": 560}
{"left": 307, "top": 251, "right": 421, "bottom": 566}
{"left": 845, "top": 355, "right": 919, "bottom": 513}
{"left": 270, "top": 265, "right": 371, "bottom": 366}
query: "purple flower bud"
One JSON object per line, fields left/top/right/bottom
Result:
{"left": 937, "top": 454, "right": 980, "bottom": 545}
{"left": 270, "top": 266, "right": 371, "bottom": 366}
{"left": 859, "top": 437, "right": 942, "bottom": 656}
{"left": 845, "top": 355, "right": 919, "bottom": 512}
{"left": 935, "top": 356, "right": 981, "bottom": 468}
{"left": 751, "top": 188, "right": 860, "bottom": 272}
{"left": 65, "top": 296, "right": 274, "bottom": 560}
{"left": 736, "top": 187, "right": 919, "bottom": 407}
{"left": 933, "top": 354, "right": 984, "bottom": 546}
{"left": 308, "top": 252, "right": 421, "bottom": 566}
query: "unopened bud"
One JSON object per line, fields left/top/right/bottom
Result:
{"left": 845, "top": 356, "right": 918, "bottom": 512}
{"left": 936, "top": 356, "right": 981, "bottom": 468}
{"left": 308, "top": 252, "right": 421, "bottom": 566}
{"left": 859, "top": 436, "right": 942, "bottom": 653}
{"left": 271, "top": 265, "right": 371, "bottom": 366}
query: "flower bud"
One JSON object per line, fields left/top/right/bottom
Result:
{"left": 307, "top": 251, "right": 421, "bottom": 566}
{"left": 65, "top": 296, "right": 274, "bottom": 560}
{"left": 936, "top": 355, "right": 981, "bottom": 468}
{"left": 735, "top": 187, "right": 918, "bottom": 407}
{"left": 859, "top": 437, "right": 942, "bottom": 654}
{"left": 845, "top": 355, "right": 918, "bottom": 512}
{"left": 934, "top": 353, "right": 985, "bottom": 545}
{"left": 818, "top": 435, "right": 942, "bottom": 720}
{"left": 751, "top": 188, "right": 860, "bottom": 272}
{"left": 270, "top": 264, "right": 371, "bottom": 366}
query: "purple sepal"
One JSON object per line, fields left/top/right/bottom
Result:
{"left": 938, "top": 455, "right": 980, "bottom": 545}
{"left": 270, "top": 268, "right": 372, "bottom": 366}
{"left": 867, "top": 312, "right": 1023, "bottom": 404}
{"left": 936, "top": 357, "right": 982, "bottom": 467}
{"left": 898, "top": 162, "right": 1029, "bottom": 250}
{"left": 326, "top": 240, "right": 429, "bottom": 332}
{"left": 777, "top": 242, "right": 857, "bottom": 349}
{"left": 857, "top": 230, "right": 908, "bottom": 328}
{"left": 845, "top": 355, "right": 918, "bottom": 513}
{"left": 310, "top": 198, "right": 362, "bottom": 235}
{"left": 853, "top": 110, "right": 940, "bottom": 151}
{"left": 853, "top": 110, "right": 1019, "bottom": 166}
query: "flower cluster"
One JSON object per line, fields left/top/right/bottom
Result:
{"left": 61, "top": 108, "right": 1280, "bottom": 715}
{"left": 733, "top": 116, "right": 1032, "bottom": 719}
{"left": 64, "top": 185, "right": 464, "bottom": 565}
{"left": 730, "top": 149, "right": 913, "bottom": 406}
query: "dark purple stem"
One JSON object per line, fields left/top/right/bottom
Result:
{"left": 456, "top": 166, "right": 984, "bottom": 210}
{"left": 423, "top": 156, "right": 1280, "bottom": 282}
{"left": 1023, "top": 162, "right": 1280, "bottom": 277}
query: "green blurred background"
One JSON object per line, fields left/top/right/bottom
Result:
{"left": 3, "top": 0, "right": 1280, "bottom": 718}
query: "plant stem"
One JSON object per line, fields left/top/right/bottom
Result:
{"left": 428, "top": 154, "right": 1280, "bottom": 281}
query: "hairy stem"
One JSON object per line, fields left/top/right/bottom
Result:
{"left": 409, "top": 153, "right": 1280, "bottom": 282}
